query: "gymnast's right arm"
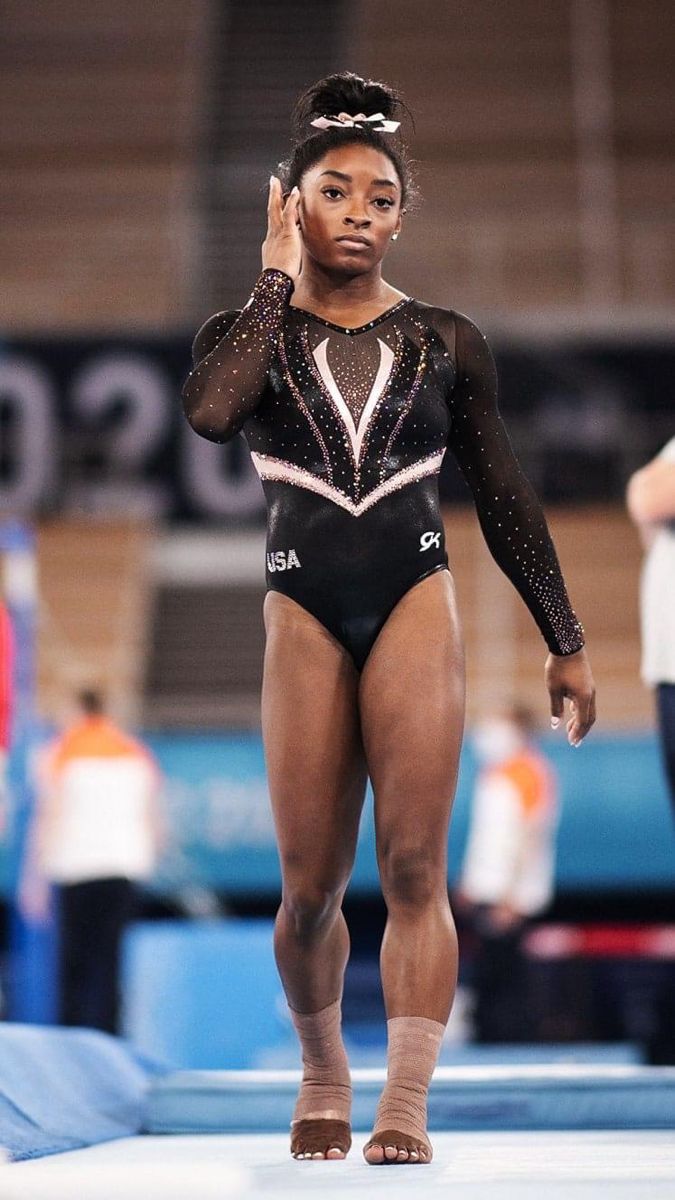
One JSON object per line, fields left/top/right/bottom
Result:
{"left": 181, "top": 268, "right": 294, "bottom": 442}
{"left": 182, "top": 176, "right": 302, "bottom": 443}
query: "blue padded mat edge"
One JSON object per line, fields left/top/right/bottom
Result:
{"left": 145, "top": 1065, "right": 675, "bottom": 1134}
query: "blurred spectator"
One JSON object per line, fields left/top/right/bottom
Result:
{"left": 19, "top": 689, "right": 166, "bottom": 1034}
{"left": 0, "top": 596, "right": 14, "bottom": 832}
{"left": 626, "top": 436, "right": 675, "bottom": 816}
{"left": 453, "top": 704, "right": 560, "bottom": 1041}
{"left": 0, "top": 597, "right": 14, "bottom": 1020}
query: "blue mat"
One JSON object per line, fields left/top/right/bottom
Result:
{"left": 0, "top": 1022, "right": 666, "bottom": 1163}
{"left": 146, "top": 1064, "right": 675, "bottom": 1133}
{"left": 0, "top": 1024, "right": 167, "bottom": 1161}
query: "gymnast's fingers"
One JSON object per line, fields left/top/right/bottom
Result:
{"left": 549, "top": 685, "right": 564, "bottom": 729}
{"left": 567, "top": 687, "right": 596, "bottom": 746}
{"left": 267, "top": 174, "right": 283, "bottom": 232}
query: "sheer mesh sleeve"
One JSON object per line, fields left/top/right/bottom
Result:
{"left": 447, "top": 310, "right": 585, "bottom": 656}
{"left": 182, "top": 267, "right": 294, "bottom": 442}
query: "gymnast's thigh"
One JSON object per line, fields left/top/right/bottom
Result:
{"left": 357, "top": 568, "right": 466, "bottom": 865}
{"left": 261, "top": 589, "right": 369, "bottom": 892}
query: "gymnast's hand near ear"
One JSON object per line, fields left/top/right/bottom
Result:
{"left": 545, "top": 646, "right": 596, "bottom": 747}
{"left": 262, "top": 176, "right": 303, "bottom": 282}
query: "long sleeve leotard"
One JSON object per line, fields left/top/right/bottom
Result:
{"left": 183, "top": 268, "right": 585, "bottom": 670}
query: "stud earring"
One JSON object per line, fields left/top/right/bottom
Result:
{"left": 391, "top": 232, "right": 399, "bottom": 241}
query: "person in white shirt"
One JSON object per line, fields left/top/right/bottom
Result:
{"left": 453, "top": 703, "right": 560, "bottom": 1041}
{"left": 626, "top": 436, "right": 675, "bottom": 816}
{"left": 19, "top": 688, "right": 166, "bottom": 1033}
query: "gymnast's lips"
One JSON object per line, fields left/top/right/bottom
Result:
{"left": 335, "top": 235, "right": 373, "bottom": 249}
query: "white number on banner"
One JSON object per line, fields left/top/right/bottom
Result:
{"left": 0, "top": 358, "right": 56, "bottom": 510}
{"left": 69, "top": 354, "right": 170, "bottom": 516}
{"left": 182, "top": 427, "right": 264, "bottom": 518}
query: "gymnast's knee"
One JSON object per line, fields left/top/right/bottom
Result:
{"left": 279, "top": 883, "right": 345, "bottom": 941}
{"left": 379, "top": 846, "right": 448, "bottom": 911}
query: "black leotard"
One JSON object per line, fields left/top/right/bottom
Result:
{"left": 183, "top": 268, "right": 585, "bottom": 671}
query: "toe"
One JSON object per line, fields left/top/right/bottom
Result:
{"left": 363, "top": 1142, "right": 385, "bottom": 1164}
{"left": 364, "top": 1130, "right": 432, "bottom": 1164}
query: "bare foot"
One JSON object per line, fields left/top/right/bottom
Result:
{"left": 363, "top": 1128, "right": 432, "bottom": 1164}
{"left": 290, "top": 1117, "right": 352, "bottom": 1160}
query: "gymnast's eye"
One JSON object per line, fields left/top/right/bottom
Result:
{"left": 321, "top": 187, "right": 344, "bottom": 200}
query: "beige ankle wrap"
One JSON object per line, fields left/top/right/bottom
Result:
{"left": 288, "top": 997, "right": 352, "bottom": 1124}
{"left": 371, "top": 1015, "right": 446, "bottom": 1144}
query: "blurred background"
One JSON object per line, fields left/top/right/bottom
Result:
{"left": 0, "top": 0, "right": 674, "bottom": 1072}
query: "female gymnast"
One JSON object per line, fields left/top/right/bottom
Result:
{"left": 182, "top": 72, "right": 596, "bottom": 1166}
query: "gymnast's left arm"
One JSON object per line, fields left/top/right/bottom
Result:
{"left": 446, "top": 310, "right": 596, "bottom": 746}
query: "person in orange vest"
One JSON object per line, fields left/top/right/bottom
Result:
{"left": 19, "top": 688, "right": 166, "bottom": 1034}
{"left": 453, "top": 702, "right": 560, "bottom": 1042}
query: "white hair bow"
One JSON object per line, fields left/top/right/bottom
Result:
{"left": 310, "top": 111, "right": 400, "bottom": 133}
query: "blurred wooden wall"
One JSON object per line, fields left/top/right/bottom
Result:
{"left": 1, "top": 0, "right": 208, "bottom": 332}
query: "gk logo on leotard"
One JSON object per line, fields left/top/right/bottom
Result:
{"left": 420, "top": 531, "right": 441, "bottom": 552}
{"left": 267, "top": 549, "right": 301, "bottom": 572}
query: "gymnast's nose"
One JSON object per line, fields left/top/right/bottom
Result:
{"left": 343, "top": 208, "right": 371, "bottom": 229}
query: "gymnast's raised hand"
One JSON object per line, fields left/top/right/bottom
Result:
{"left": 263, "top": 176, "right": 303, "bottom": 281}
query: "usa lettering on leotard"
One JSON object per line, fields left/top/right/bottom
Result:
{"left": 267, "top": 549, "right": 302, "bottom": 572}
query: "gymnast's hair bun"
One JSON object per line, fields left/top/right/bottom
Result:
{"left": 281, "top": 71, "right": 417, "bottom": 209}
{"left": 291, "top": 72, "right": 406, "bottom": 142}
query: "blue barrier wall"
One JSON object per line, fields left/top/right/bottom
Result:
{"left": 140, "top": 731, "right": 675, "bottom": 895}
{"left": 3, "top": 726, "right": 673, "bottom": 1027}
{"left": 2, "top": 729, "right": 673, "bottom": 906}
{"left": 121, "top": 919, "right": 285, "bottom": 1069}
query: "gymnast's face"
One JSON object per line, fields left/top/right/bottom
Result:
{"left": 296, "top": 143, "right": 403, "bottom": 275}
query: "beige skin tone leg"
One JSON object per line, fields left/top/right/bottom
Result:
{"left": 263, "top": 568, "right": 465, "bottom": 1163}
{"left": 359, "top": 568, "right": 465, "bottom": 1163}
{"left": 261, "top": 587, "right": 369, "bottom": 1161}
